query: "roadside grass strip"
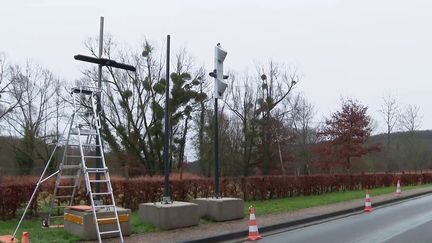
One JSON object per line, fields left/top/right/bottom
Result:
{"left": 0, "top": 212, "right": 156, "bottom": 243}
{"left": 246, "top": 184, "right": 432, "bottom": 216}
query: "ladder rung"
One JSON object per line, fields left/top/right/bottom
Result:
{"left": 70, "top": 128, "right": 98, "bottom": 135}
{"left": 66, "top": 155, "right": 101, "bottom": 159}
{"left": 80, "top": 131, "right": 98, "bottom": 135}
{"left": 86, "top": 168, "right": 108, "bottom": 172}
{"left": 89, "top": 179, "right": 109, "bottom": 183}
{"left": 61, "top": 165, "right": 81, "bottom": 169}
{"left": 68, "top": 144, "right": 100, "bottom": 147}
{"left": 97, "top": 217, "right": 118, "bottom": 221}
{"left": 84, "top": 155, "right": 102, "bottom": 159}
{"left": 99, "top": 230, "right": 120, "bottom": 235}
{"left": 92, "top": 192, "right": 112, "bottom": 196}
{"left": 94, "top": 205, "right": 115, "bottom": 208}
{"left": 84, "top": 143, "right": 100, "bottom": 147}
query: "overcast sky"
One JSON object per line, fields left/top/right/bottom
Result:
{"left": 1, "top": 0, "right": 431, "bottom": 133}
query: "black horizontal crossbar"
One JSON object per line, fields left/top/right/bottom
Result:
{"left": 74, "top": 54, "right": 136, "bottom": 72}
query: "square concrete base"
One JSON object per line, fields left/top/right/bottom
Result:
{"left": 139, "top": 201, "right": 199, "bottom": 230}
{"left": 191, "top": 197, "right": 244, "bottom": 221}
{"left": 64, "top": 205, "right": 131, "bottom": 240}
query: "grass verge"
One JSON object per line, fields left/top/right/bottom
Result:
{"left": 0, "top": 219, "right": 80, "bottom": 243}
{"left": 0, "top": 183, "right": 430, "bottom": 242}
{"left": 0, "top": 212, "right": 157, "bottom": 243}
{"left": 245, "top": 183, "right": 432, "bottom": 216}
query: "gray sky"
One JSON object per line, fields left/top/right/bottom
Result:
{"left": 1, "top": 0, "right": 431, "bottom": 132}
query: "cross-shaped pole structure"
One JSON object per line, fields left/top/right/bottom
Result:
{"left": 74, "top": 16, "right": 136, "bottom": 201}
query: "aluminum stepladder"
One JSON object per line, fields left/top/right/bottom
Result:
{"left": 48, "top": 85, "right": 123, "bottom": 243}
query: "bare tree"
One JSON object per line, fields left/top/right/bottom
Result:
{"left": 192, "top": 68, "right": 212, "bottom": 176}
{"left": 0, "top": 53, "right": 21, "bottom": 121}
{"left": 399, "top": 104, "right": 421, "bottom": 135}
{"left": 225, "top": 74, "right": 260, "bottom": 176}
{"left": 397, "top": 104, "right": 423, "bottom": 171}
{"left": 289, "top": 93, "right": 317, "bottom": 175}
{"left": 379, "top": 94, "right": 399, "bottom": 147}
{"left": 5, "top": 61, "right": 60, "bottom": 173}
{"left": 256, "top": 62, "right": 298, "bottom": 174}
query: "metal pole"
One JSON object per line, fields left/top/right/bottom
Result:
{"left": 95, "top": 16, "right": 104, "bottom": 200}
{"left": 163, "top": 35, "right": 171, "bottom": 203}
{"left": 214, "top": 97, "right": 220, "bottom": 198}
{"left": 98, "top": 16, "right": 103, "bottom": 88}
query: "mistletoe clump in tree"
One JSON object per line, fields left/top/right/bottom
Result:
{"left": 314, "top": 99, "right": 380, "bottom": 173}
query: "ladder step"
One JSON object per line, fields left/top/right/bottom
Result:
{"left": 99, "top": 230, "right": 120, "bottom": 235}
{"left": 89, "top": 179, "right": 110, "bottom": 183}
{"left": 84, "top": 155, "right": 102, "bottom": 159}
{"left": 86, "top": 168, "right": 108, "bottom": 172}
{"left": 66, "top": 155, "right": 82, "bottom": 158}
{"left": 66, "top": 155, "right": 101, "bottom": 159}
{"left": 92, "top": 192, "right": 112, "bottom": 196}
{"left": 70, "top": 128, "right": 98, "bottom": 135}
{"left": 80, "top": 130, "right": 98, "bottom": 135}
{"left": 94, "top": 205, "right": 115, "bottom": 208}
{"left": 68, "top": 144, "right": 100, "bottom": 147}
{"left": 61, "top": 165, "right": 81, "bottom": 169}
{"left": 97, "top": 217, "right": 118, "bottom": 221}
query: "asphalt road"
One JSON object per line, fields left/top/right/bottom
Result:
{"left": 260, "top": 194, "right": 432, "bottom": 243}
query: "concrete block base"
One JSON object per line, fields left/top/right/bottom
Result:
{"left": 64, "top": 205, "right": 131, "bottom": 240}
{"left": 139, "top": 201, "right": 199, "bottom": 230}
{"left": 191, "top": 197, "right": 244, "bottom": 221}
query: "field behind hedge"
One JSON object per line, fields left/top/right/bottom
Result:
{"left": 1, "top": 172, "right": 431, "bottom": 219}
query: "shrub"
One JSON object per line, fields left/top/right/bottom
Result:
{"left": 1, "top": 172, "right": 432, "bottom": 218}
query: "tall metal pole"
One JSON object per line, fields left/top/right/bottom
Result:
{"left": 95, "top": 16, "right": 104, "bottom": 200}
{"left": 163, "top": 35, "right": 171, "bottom": 203}
{"left": 98, "top": 16, "right": 103, "bottom": 88}
{"left": 214, "top": 97, "right": 220, "bottom": 198}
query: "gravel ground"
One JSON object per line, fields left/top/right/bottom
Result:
{"left": 85, "top": 186, "right": 432, "bottom": 243}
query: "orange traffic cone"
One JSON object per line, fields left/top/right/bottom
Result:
{"left": 364, "top": 190, "right": 374, "bottom": 213}
{"left": 247, "top": 206, "right": 262, "bottom": 241}
{"left": 21, "top": 232, "right": 29, "bottom": 243}
{"left": 395, "top": 180, "right": 402, "bottom": 197}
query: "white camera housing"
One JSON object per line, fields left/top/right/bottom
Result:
{"left": 214, "top": 44, "right": 228, "bottom": 99}
{"left": 215, "top": 45, "right": 227, "bottom": 63}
